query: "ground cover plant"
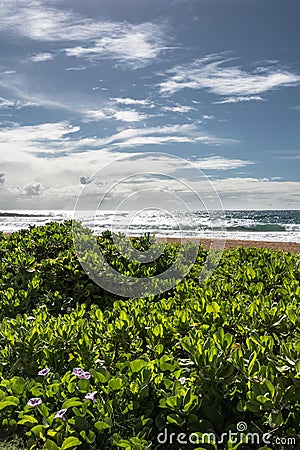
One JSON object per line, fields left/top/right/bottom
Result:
{"left": 0, "top": 222, "right": 299, "bottom": 449}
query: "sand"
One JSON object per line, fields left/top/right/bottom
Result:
{"left": 158, "top": 237, "right": 300, "bottom": 253}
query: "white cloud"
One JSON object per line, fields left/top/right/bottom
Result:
{"left": 112, "top": 109, "right": 149, "bottom": 123}
{"left": 112, "top": 97, "right": 151, "bottom": 107}
{"left": 64, "top": 23, "right": 168, "bottom": 68}
{"left": 0, "top": 70, "right": 16, "bottom": 75}
{"left": 83, "top": 107, "right": 150, "bottom": 123}
{"left": 22, "top": 182, "right": 43, "bottom": 197}
{"left": 202, "top": 115, "right": 214, "bottom": 120}
{"left": 0, "top": 121, "right": 237, "bottom": 163}
{"left": 192, "top": 156, "right": 253, "bottom": 170}
{"left": 0, "top": 1, "right": 169, "bottom": 68}
{"left": 213, "top": 96, "right": 265, "bottom": 104}
{"left": 97, "top": 124, "right": 227, "bottom": 149}
{"left": 0, "top": 96, "right": 37, "bottom": 109}
{"left": 83, "top": 110, "right": 107, "bottom": 121}
{"left": 111, "top": 135, "right": 191, "bottom": 146}
{"left": 212, "top": 177, "right": 300, "bottom": 196}
{"left": 0, "top": 0, "right": 111, "bottom": 41}
{"left": 31, "top": 52, "right": 54, "bottom": 62}
{"left": 0, "top": 70, "right": 79, "bottom": 112}
{"left": 65, "top": 66, "right": 87, "bottom": 71}
{"left": 0, "top": 121, "right": 79, "bottom": 146}
{"left": 0, "top": 118, "right": 248, "bottom": 209}
{"left": 83, "top": 94, "right": 156, "bottom": 123}
{"left": 160, "top": 54, "right": 300, "bottom": 96}
{"left": 0, "top": 97, "right": 15, "bottom": 108}
{"left": 0, "top": 123, "right": 298, "bottom": 209}
{"left": 83, "top": 97, "right": 156, "bottom": 123}
{"left": 162, "top": 104, "right": 195, "bottom": 113}
{"left": 84, "top": 101, "right": 198, "bottom": 126}
{"left": 45, "top": 123, "right": 233, "bottom": 153}
{"left": 101, "top": 124, "right": 237, "bottom": 150}
{"left": 210, "top": 177, "right": 300, "bottom": 209}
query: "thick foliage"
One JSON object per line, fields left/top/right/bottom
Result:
{"left": 0, "top": 222, "right": 299, "bottom": 449}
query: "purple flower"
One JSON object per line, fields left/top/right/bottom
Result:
{"left": 179, "top": 377, "right": 186, "bottom": 385}
{"left": 72, "top": 367, "right": 84, "bottom": 377}
{"left": 78, "top": 371, "right": 91, "bottom": 380}
{"left": 38, "top": 368, "right": 50, "bottom": 377}
{"left": 27, "top": 397, "right": 42, "bottom": 407}
{"left": 54, "top": 409, "right": 67, "bottom": 421}
{"left": 85, "top": 391, "right": 97, "bottom": 402}
{"left": 72, "top": 368, "right": 91, "bottom": 379}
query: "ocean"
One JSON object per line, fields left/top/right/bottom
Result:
{"left": 0, "top": 210, "right": 299, "bottom": 243}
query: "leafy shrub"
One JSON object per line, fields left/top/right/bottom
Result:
{"left": 0, "top": 222, "right": 299, "bottom": 449}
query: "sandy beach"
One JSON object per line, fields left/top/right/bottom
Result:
{"left": 159, "top": 237, "right": 300, "bottom": 253}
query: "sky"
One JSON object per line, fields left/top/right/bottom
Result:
{"left": 0, "top": 0, "right": 299, "bottom": 210}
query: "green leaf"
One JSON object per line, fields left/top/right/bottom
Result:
{"left": 155, "top": 344, "right": 164, "bottom": 355}
{"left": 61, "top": 437, "right": 82, "bottom": 450}
{"left": 166, "top": 413, "right": 183, "bottom": 426}
{"left": 9, "top": 377, "right": 25, "bottom": 395}
{"left": 90, "top": 368, "right": 111, "bottom": 384}
{"left": 45, "top": 440, "right": 60, "bottom": 450}
{"left": 269, "top": 411, "right": 283, "bottom": 427}
{"left": 256, "top": 395, "right": 273, "bottom": 408}
{"left": 78, "top": 378, "right": 90, "bottom": 391}
{"left": 153, "top": 324, "right": 164, "bottom": 337}
{"left": 37, "top": 403, "right": 49, "bottom": 417}
{"left": 74, "top": 416, "right": 88, "bottom": 432}
{"left": 108, "top": 378, "right": 123, "bottom": 391}
{"left": 130, "top": 359, "right": 148, "bottom": 373}
{"left": 263, "top": 380, "right": 275, "bottom": 398}
{"left": 31, "top": 424, "right": 45, "bottom": 436}
{"left": 79, "top": 430, "right": 96, "bottom": 444}
{"left": 287, "top": 308, "right": 297, "bottom": 325}
{"left": 62, "top": 398, "right": 83, "bottom": 409}
{"left": 207, "top": 302, "right": 220, "bottom": 314}
{"left": 248, "top": 351, "right": 257, "bottom": 375}
{"left": 18, "top": 415, "right": 39, "bottom": 425}
{"left": 95, "top": 421, "right": 112, "bottom": 431}
{"left": 0, "top": 396, "right": 19, "bottom": 410}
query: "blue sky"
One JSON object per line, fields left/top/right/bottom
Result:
{"left": 0, "top": 0, "right": 299, "bottom": 210}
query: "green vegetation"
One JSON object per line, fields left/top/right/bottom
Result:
{"left": 0, "top": 221, "right": 299, "bottom": 449}
{"left": 0, "top": 437, "right": 23, "bottom": 450}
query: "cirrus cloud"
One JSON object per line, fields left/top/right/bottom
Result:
{"left": 213, "top": 96, "right": 265, "bottom": 104}
{"left": 160, "top": 54, "right": 300, "bottom": 98}
{"left": 0, "top": 1, "right": 170, "bottom": 68}
{"left": 31, "top": 52, "right": 54, "bottom": 63}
